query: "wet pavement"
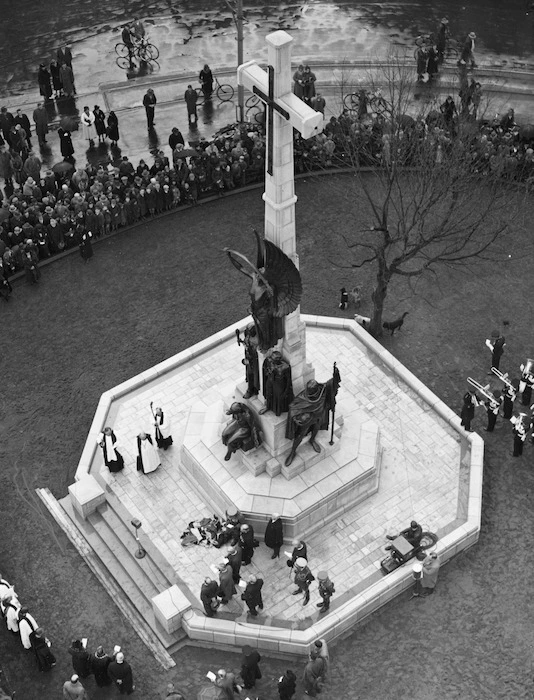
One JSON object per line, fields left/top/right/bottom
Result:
{"left": 2, "top": 1, "right": 534, "bottom": 172}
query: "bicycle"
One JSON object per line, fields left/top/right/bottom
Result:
{"left": 343, "top": 89, "right": 387, "bottom": 116}
{"left": 245, "top": 94, "right": 264, "bottom": 125}
{"left": 195, "top": 75, "right": 234, "bottom": 105}
{"left": 115, "top": 37, "right": 159, "bottom": 64}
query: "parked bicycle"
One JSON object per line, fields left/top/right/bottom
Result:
{"left": 195, "top": 75, "right": 234, "bottom": 104}
{"left": 115, "top": 36, "right": 159, "bottom": 69}
{"left": 343, "top": 89, "right": 387, "bottom": 116}
{"left": 245, "top": 94, "right": 265, "bottom": 125}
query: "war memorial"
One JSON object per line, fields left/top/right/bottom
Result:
{"left": 39, "top": 31, "right": 484, "bottom": 669}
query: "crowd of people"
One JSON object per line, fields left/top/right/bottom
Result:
{"left": 0, "top": 571, "right": 138, "bottom": 695}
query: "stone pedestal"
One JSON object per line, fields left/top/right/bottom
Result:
{"left": 69, "top": 475, "right": 106, "bottom": 519}
{"left": 152, "top": 585, "right": 192, "bottom": 635}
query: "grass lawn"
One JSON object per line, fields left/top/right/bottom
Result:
{"left": 1, "top": 174, "right": 534, "bottom": 699}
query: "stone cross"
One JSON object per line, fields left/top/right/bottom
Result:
{"left": 237, "top": 30, "right": 323, "bottom": 394}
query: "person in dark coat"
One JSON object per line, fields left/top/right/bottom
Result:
{"left": 32, "top": 103, "right": 49, "bottom": 146}
{"left": 58, "top": 128, "right": 75, "bottom": 161}
{"left": 241, "top": 575, "right": 263, "bottom": 616}
{"left": 78, "top": 231, "right": 93, "bottom": 262}
{"left": 143, "top": 88, "right": 157, "bottom": 129}
{"left": 68, "top": 639, "right": 92, "bottom": 678}
{"left": 460, "top": 388, "right": 478, "bottom": 432}
{"left": 37, "top": 64, "right": 52, "bottom": 101}
{"left": 287, "top": 539, "right": 307, "bottom": 569}
{"left": 199, "top": 64, "right": 213, "bottom": 96}
{"left": 50, "top": 60, "right": 63, "bottom": 96}
{"left": 0, "top": 106, "right": 14, "bottom": 143}
{"left": 264, "top": 514, "right": 284, "bottom": 559}
{"left": 23, "top": 248, "right": 40, "bottom": 284}
{"left": 14, "top": 109, "right": 32, "bottom": 149}
{"left": 169, "top": 127, "right": 185, "bottom": 151}
{"left": 91, "top": 646, "right": 112, "bottom": 687}
{"left": 30, "top": 628, "right": 56, "bottom": 672}
{"left": 93, "top": 106, "right": 107, "bottom": 143}
{"left": 107, "top": 111, "right": 120, "bottom": 146}
{"left": 107, "top": 652, "right": 135, "bottom": 695}
{"left": 278, "top": 669, "right": 297, "bottom": 700}
{"left": 489, "top": 329, "right": 506, "bottom": 371}
{"left": 240, "top": 645, "right": 262, "bottom": 690}
{"left": 302, "top": 652, "right": 325, "bottom": 697}
{"left": 184, "top": 85, "right": 198, "bottom": 125}
{"left": 60, "top": 63, "right": 75, "bottom": 98}
{"left": 226, "top": 545, "right": 242, "bottom": 584}
{"left": 217, "top": 561, "right": 236, "bottom": 605}
{"left": 239, "top": 523, "right": 256, "bottom": 565}
{"left": 200, "top": 577, "right": 219, "bottom": 617}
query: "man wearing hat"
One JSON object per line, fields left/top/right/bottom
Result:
{"left": 460, "top": 386, "right": 479, "bottom": 432}
{"left": 62, "top": 674, "right": 89, "bottom": 699}
{"left": 316, "top": 571, "right": 335, "bottom": 613}
{"left": 292, "top": 558, "right": 315, "bottom": 605}
{"left": 460, "top": 31, "right": 477, "bottom": 68}
{"left": 240, "top": 645, "right": 262, "bottom": 690}
{"left": 107, "top": 651, "right": 135, "bottom": 694}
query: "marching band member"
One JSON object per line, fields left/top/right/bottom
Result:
{"left": 485, "top": 390, "right": 502, "bottom": 432}
{"left": 486, "top": 329, "right": 506, "bottom": 373}
{"left": 460, "top": 387, "right": 479, "bottom": 432}
{"left": 519, "top": 360, "right": 534, "bottom": 406}
{"left": 510, "top": 413, "right": 528, "bottom": 457}
{"left": 502, "top": 379, "right": 519, "bottom": 420}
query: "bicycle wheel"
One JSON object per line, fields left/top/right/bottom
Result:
{"left": 246, "top": 94, "right": 261, "bottom": 109}
{"left": 343, "top": 93, "right": 360, "bottom": 112}
{"left": 144, "top": 43, "right": 160, "bottom": 60}
{"left": 116, "top": 56, "right": 131, "bottom": 70}
{"left": 369, "top": 95, "right": 387, "bottom": 115}
{"left": 115, "top": 42, "right": 130, "bottom": 58}
{"left": 217, "top": 83, "right": 234, "bottom": 101}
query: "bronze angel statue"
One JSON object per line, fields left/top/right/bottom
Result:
{"left": 225, "top": 229, "right": 303, "bottom": 353}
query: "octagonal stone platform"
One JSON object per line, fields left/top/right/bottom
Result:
{"left": 41, "top": 315, "right": 484, "bottom": 666}
{"left": 181, "top": 396, "right": 382, "bottom": 539}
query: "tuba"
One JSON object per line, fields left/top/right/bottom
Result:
{"left": 510, "top": 412, "right": 528, "bottom": 440}
{"left": 519, "top": 359, "right": 534, "bottom": 393}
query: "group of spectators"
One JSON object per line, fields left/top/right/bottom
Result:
{"left": 37, "top": 46, "right": 76, "bottom": 101}
{"left": 1, "top": 83, "right": 533, "bottom": 298}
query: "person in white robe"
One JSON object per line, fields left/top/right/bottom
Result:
{"left": 0, "top": 575, "right": 16, "bottom": 612}
{"left": 3, "top": 595, "right": 20, "bottom": 632}
{"left": 18, "top": 606, "right": 38, "bottom": 649}
{"left": 136, "top": 432, "right": 160, "bottom": 474}
{"left": 80, "top": 106, "right": 97, "bottom": 146}
{"left": 152, "top": 406, "right": 173, "bottom": 450}
{"left": 98, "top": 427, "right": 124, "bottom": 473}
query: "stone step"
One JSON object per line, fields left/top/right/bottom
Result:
{"left": 59, "top": 495, "right": 186, "bottom": 654}
{"left": 93, "top": 474, "right": 197, "bottom": 608}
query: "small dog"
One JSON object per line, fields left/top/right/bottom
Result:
{"left": 382, "top": 311, "right": 409, "bottom": 336}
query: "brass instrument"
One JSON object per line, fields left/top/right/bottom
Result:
{"left": 519, "top": 359, "right": 534, "bottom": 393}
{"left": 510, "top": 412, "right": 528, "bottom": 440}
{"left": 467, "top": 377, "right": 499, "bottom": 408}
{"left": 491, "top": 368, "right": 515, "bottom": 392}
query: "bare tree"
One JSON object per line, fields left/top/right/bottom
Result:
{"left": 323, "top": 55, "right": 527, "bottom": 336}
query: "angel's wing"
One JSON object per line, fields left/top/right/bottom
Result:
{"left": 262, "top": 239, "right": 302, "bottom": 318}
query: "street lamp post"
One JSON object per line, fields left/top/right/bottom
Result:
{"left": 225, "top": 0, "right": 245, "bottom": 122}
